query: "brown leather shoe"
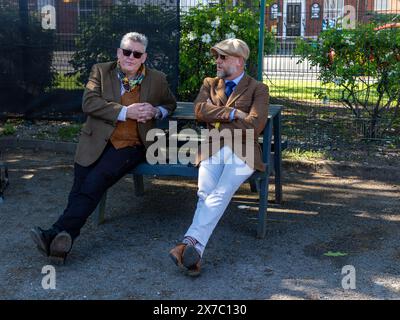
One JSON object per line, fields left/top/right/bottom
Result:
{"left": 183, "top": 245, "right": 201, "bottom": 277}
{"left": 182, "top": 245, "right": 201, "bottom": 268}
{"left": 49, "top": 231, "right": 72, "bottom": 265}
{"left": 169, "top": 243, "right": 186, "bottom": 270}
{"left": 187, "top": 261, "right": 201, "bottom": 277}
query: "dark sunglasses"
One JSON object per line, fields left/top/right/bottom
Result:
{"left": 213, "top": 54, "right": 226, "bottom": 60}
{"left": 121, "top": 48, "right": 145, "bottom": 59}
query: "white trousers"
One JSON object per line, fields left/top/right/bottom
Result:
{"left": 184, "top": 146, "right": 254, "bottom": 255}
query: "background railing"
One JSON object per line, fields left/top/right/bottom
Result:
{"left": 0, "top": 0, "right": 399, "bottom": 150}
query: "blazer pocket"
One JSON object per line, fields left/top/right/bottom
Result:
{"left": 102, "top": 95, "right": 115, "bottom": 102}
{"left": 234, "top": 99, "right": 252, "bottom": 110}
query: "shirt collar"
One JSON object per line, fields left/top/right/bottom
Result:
{"left": 225, "top": 72, "right": 245, "bottom": 86}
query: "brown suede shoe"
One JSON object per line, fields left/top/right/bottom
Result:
{"left": 183, "top": 245, "right": 201, "bottom": 277}
{"left": 169, "top": 243, "right": 186, "bottom": 270}
{"left": 187, "top": 261, "right": 201, "bottom": 277}
{"left": 49, "top": 231, "right": 72, "bottom": 265}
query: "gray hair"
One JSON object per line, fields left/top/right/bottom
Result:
{"left": 120, "top": 32, "right": 148, "bottom": 51}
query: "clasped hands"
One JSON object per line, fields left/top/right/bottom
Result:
{"left": 126, "top": 103, "right": 158, "bottom": 123}
{"left": 206, "top": 98, "right": 248, "bottom": 120}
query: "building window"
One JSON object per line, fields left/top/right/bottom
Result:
{"left": 78, "top": 0, "right": 99, "bottom": 19}
{"left": 323, "top": 0, "right": 344, "bottom": 20}
{"left": 374, "top": 0, "right": 389, "bottom": 11}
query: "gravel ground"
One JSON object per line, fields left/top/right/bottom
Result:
{"left": 1, "top": 148, "right": 400, "bottom": 300}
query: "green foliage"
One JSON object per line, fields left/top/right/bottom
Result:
{"left": 283, "top": 148, "right": 331, "bottom": 161}
{"left": 295, "top": 23, "right": 400, "bottom": 138}
{"left": 69, "top": 2, "right": 178, "bottom": 90}
{"left": 179, "top": 4, "right": 275, "bottom": 100}
{"left": 0, "top": 121, "right": 16, "bottom": 136}
{"left": 58, "top": 124, "right": 82, "bottom": 141}
{"left": 0, "top": 3, "right": 56, "bottom": 98}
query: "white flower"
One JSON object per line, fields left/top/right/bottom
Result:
{"left": 211, "top": 17, "right": 220, "bottom": 29}
{"left": 231, "top": 24, "right": 239, "bottom": 32}
{"left": 225, "top": 32, "right": 235, "bottom": 39}
{"left": 187, "top": 32, "right": 197, "bottom": 41}
{"left": 333, "top": 77, "right": 343, "bottom": 85}
{"left": 201, "top": 33, "right": 212, "bottom": 44}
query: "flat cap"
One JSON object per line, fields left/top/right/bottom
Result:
{"left": 210, "top": 38, "right": 250, "bottom": 60}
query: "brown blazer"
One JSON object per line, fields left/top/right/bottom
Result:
{"left": 194, "top": 74, "right": 269, "bottom": 172}
{"left": 74, "top": 61, "right": 177, "bottom": 166}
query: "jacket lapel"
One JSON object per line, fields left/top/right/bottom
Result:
{"left": 110, "top": 66, "right": 121, "bottom": 103}
{"left": 139, "top": 68, "right": 151, "bottom": 103}
{"left": 214, "top": 78, "right": 227, "bottom": 105}
{"left": 226, "top": 74, "right": 250, "bottom": 108}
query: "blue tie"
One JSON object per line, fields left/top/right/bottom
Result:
{"left": 225, "top": 81, "right": 236, "bottom": 97}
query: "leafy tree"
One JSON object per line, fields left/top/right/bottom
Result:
{"left": 296, "top": 24, "right": 400, "bottom": 138}
{"left": 69, "top": 2, "right": 179, "bottom": 92}
{"left": 179, "top": 3, "right": 275, "bottom": 100}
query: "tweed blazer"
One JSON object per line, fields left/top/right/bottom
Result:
{"left": 194, "top": 74, "right": 269, "bottom": 171}
{"left": 74, "top": 61, "right": 176, "bottom": 167}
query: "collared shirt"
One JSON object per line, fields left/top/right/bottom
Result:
{"left": 227, "top": 72, "right": 245, "bottom": 121}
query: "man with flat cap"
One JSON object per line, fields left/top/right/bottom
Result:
{"left": 169, "top": 38, "right": 269, "bottom": 276}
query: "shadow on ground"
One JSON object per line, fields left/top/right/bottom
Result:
{"left": 1, "top": 148, "right": 399, "bottom": 300}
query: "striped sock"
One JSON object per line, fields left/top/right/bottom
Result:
{"left": 183, "top": 236, "right": 204, "bottom": 257}
{"left": 182, "top": 236, "right": 197, "bottom": 247}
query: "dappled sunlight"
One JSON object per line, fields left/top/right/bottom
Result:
{"left": 354, "top": 212, "right": 400, "bottom": 222}
{"left": 306, "top": 201, "right": 346, "bottom": 207}
{"left": 372, "top": 276, "right": 400, "bottom": 294}
{"left": 21, "top": 174, "right": 34, "bottom": 180}
{"left": 286, "top": 180, "right": 398, "bottom": 198}
{"left": 5, "top": 158, "right": 22, "bottom": 163}
{"left": 268, "top": 207, "right": 319, "bottom": 216}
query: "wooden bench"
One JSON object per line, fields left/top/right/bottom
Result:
{"left": 95, "top": 103, "right": 285, "bottom": 239}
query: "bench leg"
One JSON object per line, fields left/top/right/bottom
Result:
{"left": 273, "top": 113, "right": 283, "bottom": 204}
{"left": 249, "top": 179, "right": 258, "bottom": 193}
{"left": 257, "top": 177, "right": 269, "bottom": 239}
{"left": 133, "top": 174, "right": 144, "bottom": 196}
{"left": 96, "top": 192, "right": 107, "bottom": 225}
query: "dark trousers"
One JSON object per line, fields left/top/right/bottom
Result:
{"left": 53, "top": 143, "right": 145, "bottom": 239}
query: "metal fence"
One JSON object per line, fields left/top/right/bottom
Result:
{"left": 262, "top": 1, "right": 400, "bottom": 146}
{"left": 0, "top": 0, "right": 180, "bottom": 120}
{"left": 1, "top": 0, "right": 399, "bottom": 148}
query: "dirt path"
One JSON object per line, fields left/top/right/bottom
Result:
{"left": 1, "top": 148, "right": 399, "bottom": 299}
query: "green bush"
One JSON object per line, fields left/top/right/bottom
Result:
{"left": 58, "top": 124, "right": 82, "bottom": 141}
{"left": 0, "top": 3, "right": 56, "bottom": 98}
{"left": 69, "top": 2, "right": 178, "bottom": 91}
{"left": 179, "top": 3, "right": 275, "bottom": 100}
{"left": 0, "top": 122, "right": 16, "bottom": 136}
{"left": 295, "top": 23, "right": 400, "bottom": 138}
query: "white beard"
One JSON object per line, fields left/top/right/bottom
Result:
{"left": 217, "top": 65, "right": 238, "bottom": 79}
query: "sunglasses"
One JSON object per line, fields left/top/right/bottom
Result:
{"left": 214, "top": 54, "right": 226, "bottom": 60}
{"left": 120, "top": 48, "right": 145, "bottom": 59}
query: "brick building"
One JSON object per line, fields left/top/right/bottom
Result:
{"left": 266, "top": 0, "right": 400, "bottom": 37}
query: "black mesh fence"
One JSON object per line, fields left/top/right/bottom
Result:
{"left": 0, "top": 0, "right": 179, "bottom": 121}
{"left": 1, "top": 0, "right": 399, "bottom": 148}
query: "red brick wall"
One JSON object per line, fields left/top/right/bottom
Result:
{"left": 305, "top": 0, "right": 324, "bottom": 36}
